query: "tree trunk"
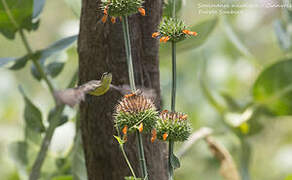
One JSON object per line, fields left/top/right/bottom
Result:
{"left": 78, "top": 0, "right": 167, "bottom": 179}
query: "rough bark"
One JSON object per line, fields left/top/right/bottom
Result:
{"left": 78, "top": 0, "right": 167, "bottom": 179}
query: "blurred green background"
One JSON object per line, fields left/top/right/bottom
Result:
{"left": 1, "top": 0, "right": 292, "bottom": 179}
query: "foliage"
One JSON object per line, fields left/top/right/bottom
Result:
{"left": 1, "top": 0, "right": 292, "bottom": 180}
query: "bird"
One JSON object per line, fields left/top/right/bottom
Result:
{"left": 54, "top": 72, "right": 112, "bottom": 107}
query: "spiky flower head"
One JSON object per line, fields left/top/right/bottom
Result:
{"left": 156, "top": 110, "right": 192, "bottom": 142}
{"left": 100, "top": 0, "right": 145, "bottom": 23}
{"left": 114, "top": 90, "right": 158, "bottom": 135}
{"left": 152, "top": 18, "right": 198, "bottom": 43}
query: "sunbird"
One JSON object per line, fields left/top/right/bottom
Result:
{"left": 54, "top": 72, "right": 112, "bottom": 107}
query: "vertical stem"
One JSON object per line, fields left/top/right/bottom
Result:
{"left": 122, "top": 16, "right": 136, "bottom": 92}
{"left": 171, "top": 42, "right": 176, "bottom": 112}
{"left": 172, "top": 0, "right": 176, "bottom": 18}
{"left": 121, "top": 15, "right": 148, "bottom": 179}
{"left": 168, "top": 38, "right": 177, "bottom": 180}
{"left": 137, "top": 130, "right": 148, "bottom": 180}
{"left": 168, "top": 141, "right": 174, "bottom": 180}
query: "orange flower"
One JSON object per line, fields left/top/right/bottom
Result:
{"left": 122, "top": 125, "right": 128, "bottom": 135}
{"left": 163, "top": 133, "right": 168, "bottom": 141}
{"left": 182, "top": 30, "right": 198, "bottom": 36}
{"left": 138, "top": 7, "right": 145, "bottom": 16}
{"left": 151, "top": 129, "right": 157, "bottom": 143}
{"left": 163, "top": 36, "right": 170, "bottom": 42}
{"left": 160, "top": 36, "right": 170, "bottom": 43}
{"left": 181, "top": 114, "right": 188, "bottom": 120}
{"left": 161, "top": 109, "right": 169, "bottom": 114}
{"left": 138, "top": 123, "right": 143, "bottom": 132}
{"left": 104, "top": 6, "right": 108, "bottom": 15}
{"left": 125, "top": 93, "right": 135, "bottom": 98}
{"left": 102, "top": 14, "right": 108, "bottom": 23}
{"left": 111, "top": 17, "right": 116, "bottom": 24}
{"left": 152, "top": 32, "right": 160, "bottom": 38}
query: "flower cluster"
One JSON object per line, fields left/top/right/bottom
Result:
{"left": 155, "top": 110, "right": 191, "bottom": 142}
{"left": 152, "top": 18, "right": 198, "bottom": 43}
{"left": 114, "top": 90, "right": 158, "bottom": 137}
{"left": 100, "top": 0, "right": 146, "bottom": 23}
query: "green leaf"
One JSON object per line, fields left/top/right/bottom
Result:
{"left": 163, "top": 0, "right": 182, "bottom": 18}
{"left": 39, "top": 35, "right": 78, "bottom": 62}
{"left": 30, "top": 64, "right": 42, "bottom": 80}
{"left": 253, "top": 59, "right": 292, "bottom": 115}
{"left": 47, "top": 62, "right": 65, "bottom": 78}
{"left": 0, "top": 0, "right": 39, "bottom": 39}
{"left": 25, "top": 125, "right": 42, "bottom": 144}
{"left": 114, "top": 135, "right": 125, "bottom": 145}
{"left": 9, "top": 55, "right": 31, "bottom": 70}
{"left": 285, "top": 174, "right": 292, "bottom": 180}
{"left": 19, "top": 86, "right": 45, "bottom": 132}
{"left": 274, "top": 20, "right": 291, "bottom": 51}
{"left": 160, "top": 18, "right": 218, "bottom": 56}
{"left": 52, "top": 175, "right": 73, "bottom": 180}
{"left": 9, "top": 141, "right": 28, "bottom": 167}
{"left": 9, "top": 141, "right": 29, "bottom": 179}
{"left": 48, "top": 108, "right": 68, "bottom": 126}
{"left": 170, "top": 153, "right": 180, "bottom": 169}
{"left": 33, "top": 0, "right": 46, "bottom": 19}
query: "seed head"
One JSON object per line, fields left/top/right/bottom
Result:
{"left": 156, "top": 110, "right": 192, "bottom": 142}
{"left": 152, "top": 18, "right": 198, "bottom": 43}
{"left": 114, "top": 90, "right": 158, "bottom": 134}
{"left": 101, "top": 0, "right": 145, "bottom": 19}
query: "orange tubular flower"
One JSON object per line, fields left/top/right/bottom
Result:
{"left": 160, "top": 36, "right": 170, "bottom": 43}
{"left": 152, "top": 32, "right": 160, "bottom": 38}
{"left": 182, "top": 29, "right": 198, "bottom": 36}
{"left": 139, "top": 123, "right": 143, "bottom": 132}
{"left": 163, "top": 36, "right": 170, "bottom": 42}
{"left": 102, "top": 14, "right": 108, "bottom": 23}
{"left": 104, "top": 6, "right": 108, "bottom": 15}
{"left": 163, "top": 133, "right": 168, "bottom": 141}
{"left": 122, "top": 125, "right": 128, "bottom": 135}
{"left": 138, "top": 7, "right": 145, "bottom": 16}
{"left": 151, "top": 129, "right": 157, "bottom": 143}
{"left": 111, "top": 17, "right": 116, "bottom": 24}
{"left": 181, "top": 114, "right": 188, "bottom": 120}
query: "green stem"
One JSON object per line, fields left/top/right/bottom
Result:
{"left": 169, "top": 41, "right": 177, "bottom": 180}
{"left": 122, "top": 16, "right": 136, "bottom": 92}
{"left": 239, "top": 137, "right": 251, "bottom": 180}
{"left": 29, "top": 106, "right": 64, "bottom": 180}
{"left": 120, "top": 144, "right": 138, "bottom": 179}
{"left": 29, "top": 72, "right": 78, "bottom": 180}
{"left": 121, "top": 15, "right": 148, "bottom": 179}
{"left": 19, "top": 29, "right": 56, "bottom": 99}
{"left": 3, "top": 2, "right": 78, "bottom": 179}
{"left": 171, "top": 42, "right": 176, "bottom": 112}
{"left": 137, "top": 130, "right": 148, "bottom": 180}
{"left": 168, "top": 141, "right": 174, "bottom": 180}
{"left": 172, "top": 0, "right": 176, "bottom": 18}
